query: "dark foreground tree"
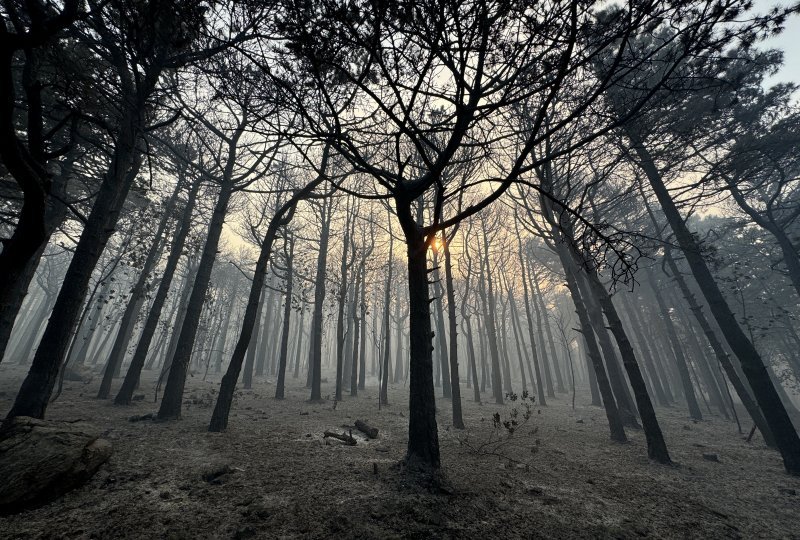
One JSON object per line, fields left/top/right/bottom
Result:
{"left": 7, "top": 0, "right": 212, "bottom": 420}
{"left": 274, "top": 0, "right": 747, "bottom": 470}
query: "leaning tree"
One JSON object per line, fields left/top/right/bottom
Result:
{"left": 271, "top": 0, "right": 766, "bottom": 471}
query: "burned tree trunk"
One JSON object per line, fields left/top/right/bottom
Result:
{"left": 478, "top": 226, "right": 504, "bottom": 405}
{"left": 309, "top": 197, "right": 332, "bottom": 402}
{"left": 631, "top": 135, "right": 800, "bottom": 473}
{"left": 556, "top": 242, "right": 626, "bottom": 443}
{"left": 397, "top": 198, "right": 439, "bottom": 469}
{"left": 158, "top": 179, "right": 234, "bottom": 420}
{"left": 7, "top": 106, "right": 147, "bottom": 420}
{"left": 210, "top": 166, "right": 326, "bottom": 431}
{"left": 442, "top": 231, "right": 464, "bottom": 428}
{"left": 98, "top": 185, "right": 180, "bottom": 399}
{"left": 275, "top": 233, "right": 295, "bottom": 400}
{"left": 335, "top": 204, "right": 354, "bottom": 401}
{"left": 585, "top": 271, "right": 671, "bottom": 463}
{"left": 380, "top": 226, "right": 394, "bottom": 407}
{"left": 648, "top": 271, "right": 703, "bottom": 421}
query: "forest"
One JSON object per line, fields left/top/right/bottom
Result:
{"left": 1, "top": 0, "right": 800, "bottom": 538}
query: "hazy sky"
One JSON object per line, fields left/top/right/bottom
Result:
{"left": 756, "top": 1, "right": 800, "bottom": 87}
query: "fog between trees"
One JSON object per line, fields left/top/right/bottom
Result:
{"left": 2, "top": 0, "right": 800, "bottom": 535}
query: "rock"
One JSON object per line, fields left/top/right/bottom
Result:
{"left": 575, "top": 419, "right": 584, "bottom": 424}
{"left": 0, "top": 416, "right": 112, "bottom": 515}
{"left": 778, "top": 487, "right": 797, "bottom": 496}
{"left": 702, "top": 453, "right": 719, "bottom": 462}
{"left": 132, "top": 394, "right": 145, "bottom": 402}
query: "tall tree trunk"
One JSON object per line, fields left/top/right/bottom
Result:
{"left": 477, "top": 314, "right": 487, "bottom": 392}
{"left": 335, "top": 207, "right": 353, "bottom": 401}
{"left": 350, "top": 260, "right": 364, "bottom": 395}
{"left": 508, "top": 292, "right": 530, "bottom": 394}
{"left": 515, "top": 232, "right": 547, "bottom": 406}
{"left": 499, "top": 299, "right": 514, "bottom": 394}
{"left": 585, "top": 270, "right": 670, "bottom": 462}
{"left": 572, "top": 261, "right": 639, "bottom": 427}
{"left": 532, "top": 265, "right": 566, "bottom": 393}
{"left": 661, "top": 247, "right": 771, "bottom": 435}
{"left": 213, "top": 277, "right": 240, "bottom": 375}
{"left": 0, "top": 151, "right": 72, "bottom": 364}
{"left": 631, "top": 135, "right": 800, "bottom": 473}
{"left": 619, "top": 293, "right": 672, "bottom": 407}
{"left": 7, "top": 102, "right": 147, "bottom": 420}
{"left": 69, "top": 281, "right": 111, "bottom": 368}
{"left": 529, "top": 272, "right": 556, "bottom": 398}
{"left": 158, "top": 260, "right": 198, "bottom": 378}
{"left": 392, "top": 302, "right": 405, "bottom": 385}
{"left": 242, "top": 285, "right": 266, "bottom": 390}
{"left": 309, "top": 198, "right": 332, "bottom": 402}
{"left": 648, "top": 272, "right": 703, "bottom": 421}
{"left": 8, "top": 294, "right": 44, "bottom": 364}
{"left": 431, "top": 249, "right": 452, "bottom": 398}
{"left": 398, "top": 201, "right": 439, "bottom": 469}
{"left": 15, "top": 293, "right": 55, "bottom": 365}
{"left": 583, "top": 336, "right": 602, "bottom": 407}
{"left": 255, "top": 286, "right": 275, "bottom": 379}
{"left": 358, "top": 270, "right": 368, "bottom": 390}
{"left": 380, "top": 228, "right": 394, "bottom": 406}
{"left": 463, "top": 315, "right": 481, "bottom": 403}
{"left": 673, "top": 296, "right": 729, "bottom": 417}
{"left": 210, "top": 168, "right": 326, "bottom": 430}
{"left": 158, "top": 176, "right": 233, "bottom": 420}
{"left": 479, "top": 228, "right": 504, "bottom": 405}
{"left": 293, "top": 306, "right": 306, "bottom": 380}
{"left": 275, "top": 235, "right": 294, "bottom": 400}
{"left": 442, "top": 232, "right": 464, "bottom": 428}
{"left": 557, "top": 242, "right": 627, "bottom": 442}
{"left": 343, "top": 261, "right": 357, "bottom": 388}
{"left": 99, "top": 185, "right": 179, "bottom": 398}
{"left": 508, "top": 293, "right": 529, "bottom": 394}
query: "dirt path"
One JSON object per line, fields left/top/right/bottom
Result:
{"left": 1, "top": 363, "right": 799, "bottom": 539}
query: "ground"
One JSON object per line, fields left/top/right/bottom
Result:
{"left": 1, "top": 363, "right": 799, "bottom": 539}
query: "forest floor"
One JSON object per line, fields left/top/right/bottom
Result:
{"left": 1, "top": 363, "right": 799, "bottom": 539}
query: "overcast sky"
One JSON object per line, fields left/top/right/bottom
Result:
{"left": 756, "top": 0, "right": 800, "bottom": 87}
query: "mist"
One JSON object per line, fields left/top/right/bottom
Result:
{"left": 1, "top": 1, "right": 799, "bottom": 537}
